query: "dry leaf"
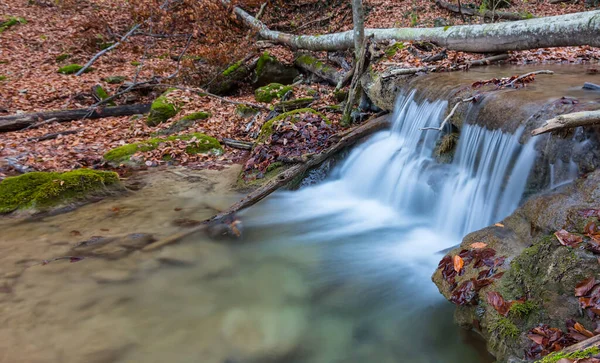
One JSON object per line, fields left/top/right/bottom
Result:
{"left": 494, "top": 223, "right": 505, "bottom": 227}
{"left": 555, "top": 229, "right": 583, "bottom": 247}
{"left": 453, "top": 255, "right": 464, "bottom": 273}
{"left": 575, "top": 277, "right": 596, "bottom": 297}
{"left": 470, "top": 242, "right": 487, "bottom": 249}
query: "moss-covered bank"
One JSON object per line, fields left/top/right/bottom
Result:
{"left": 0, "top": 170, "right": 120, "bottom": 213}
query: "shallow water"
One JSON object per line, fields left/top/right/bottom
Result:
{"left": 0, "top": 89, "right": 551, "bottom": 362}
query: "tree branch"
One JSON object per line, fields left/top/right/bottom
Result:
{"left": 531, "top": 109, "right": 600, "bottom": 136}
{"left": 421, "top": 97, "right": 474, "bottom": 131}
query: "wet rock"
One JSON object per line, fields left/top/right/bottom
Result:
{"left": 92, "top": 270, "right": 133, "bottom": 283}
{"left": 156, "top": 247, "right": 197, "bottom": 266}
{"left": 72, "top": 233, "right": 155, "bottom": 259}
{"left": 221, "top": 305, "right": 308, "bottom": 361}
{"left": 248, "top": 263, "right": 310, "bottom": 302}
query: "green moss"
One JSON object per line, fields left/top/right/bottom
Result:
{"left": 384, "top": 42, "right": 405, "bottom": 58}
{"left": 257, "top": 108, "right": 329, "bottom": 143}
{"left": 266, "top": 162, "right": 284, "bottom": 173}
{"left": 103, "top": 76, "right": 126, "bottom": 84}
{"left": 235, "top": 104, "right": 259, "bottom": 118}
{"left": 55, "top": 53, "right": 70, "bottom": 62}
{"left": 254, "top": 83, "right": 293, "bottom": 103}
{"left": 181, "top": 111, "right": 210, "bottom": 121}
{"left": 223, "top": 61, "right": 243, "bottom": 77}
{"left": 130, "top": 61, "right": 141, "bottom": 66}
{"left": 94, "top": 86, "right": 115, "bottom": 106}
{"left": 0, "top": 75, "right": 7, "bottom": 81}
{"left": 489, "top": 316, "right": 520, "bottom": 339}
{"left": 58, "top": 64, "right": 92, "bottom": 75}
{"left": 147, "top": 90, "right": 179, "bottom": 126}
{"left": 443, "top": 25, "right": 451, "bottom": 31}
{"left": 0, "top": 16, "right": 26, "bottom": 33}
{"left": 255, "top": 52, "right": 276, "bottom": 77}
{"left": 103, "top": 133, "right": 222, "bottom": 164}
{"left": 538, "top": 346, "right": 600, "bottom": 363}
{"left": 509, "top": 300, "right": 538, "bottom": 318}
{"left": 295, "top": 54, "right": 337, "bottom": 75}
{"left": 0, "top": 170, "right": 120, "bottom": 213}
{"left": 273, "top": 97, "right": 314, "bottom": 112}
{"left": 333, "top": 89, "right": 348, "bottom": 102}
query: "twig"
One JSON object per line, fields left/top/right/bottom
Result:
{"left": 421, "top": 97, "right": 474, "bottom": 131}
{"left": 165, "top": 85, "right": 271, "bottom": 110}
{"left": 507, "top": 70, "right": 554, "bottom": 88}
{"left": 221, "top": 138, "right": 253, "bottom": 150}
{"left": 76, "top": 24, "right": 141, "bottom": 76}
{"left": 164, "top": 34, "right": 194, "bottom": 79}
{"left": 132, "top": 32, "right": 192, "bottom": 38}
{"left": 22, "top": 117, "right": 58, "bottom": 130}
{"left": 27, "top": 129, "right": 80, "bottom": 142}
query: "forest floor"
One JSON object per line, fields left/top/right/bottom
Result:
{"left": 0, "top": 0, "right": 599, "bottom": 179}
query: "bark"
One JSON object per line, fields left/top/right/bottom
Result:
{"left": 0, "top": 104, "right": 151, "bottom": 133}
{"left": 436, "top": 0, "right": 528, "bottom": 21}
{"left": 352, "top": 0, "right": 365, "bottom": 59}
{"left": 531, "top": 110, "right": 600, "bottom": 136}
{"left": 224, "top": 1, "right": 600, "bottom": 53}
{"left": 142, "top": 114, "right": 391, "bottom": 251}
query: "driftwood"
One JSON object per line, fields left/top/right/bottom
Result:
{"left": 435, "top": 0, "right": 528, "bottom": 21}
{"left": 421, "top": 97, "right": 474, "bottom": 131}
{"left": 221, "top": 138, "right": 253, "bottom": 150}
{"left": 0, "top": 104, "right": 151, "bottom": 133}
{"left": 583, "top": 82, "right": 600, "bottom": 91}
{"left": 531, "top": 109, "right": 600, "bottom": 136}
{"left": 142, "top": 114, "right": 391, "bottom": 251}
{"left": 507, "top": 70, "right": 553, "bottom": 87}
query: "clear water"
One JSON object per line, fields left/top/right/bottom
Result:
{"left": 0, "top": 91, "right": 540, "bottom": 363}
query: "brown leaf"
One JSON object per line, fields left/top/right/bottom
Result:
{"left": 555, "top": 229, "right": 583, "bottom": 247}
{"left": 575, "top": 277, "right": 596, "bottom": 297}
{"left": 495, "top": 223, "right": 505, "bottom": 228}
{"left": 573, "top": 322, "right": 595, "bottom": 338}
{"left": 527, "top": 333, "right": 545, "bottom": 345}
{"left": 453, "top": 255, "right": 464, "bottom": 273}
{"left": 486, "top": 291, "right": 511, "bottom": 316}
{"left": 470, "top": 242, "right": 487, "bottom": 249}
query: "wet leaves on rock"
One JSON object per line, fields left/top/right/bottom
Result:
{"left": 555, "top": 229, "right": 584, "bottom": 247}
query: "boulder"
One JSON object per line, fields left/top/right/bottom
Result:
{"left": 253, "top": 51, "right": 299, "bottom": 87}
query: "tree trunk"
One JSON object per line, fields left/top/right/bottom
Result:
{"left": 224, "top": 1, "right": 600, "bottom": 53}
{"left": 531, "top": 109, "right": 600, "bottom": 135}
{"left": 352, "top": 0, "right": 365, "bottom": 58}
{"left": 0, "top": 104, "right": 151, "bottom": 133}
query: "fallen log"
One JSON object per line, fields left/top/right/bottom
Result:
{"left": 142, "top": 113, "right": 391, "bottom": 251}
{"left": 221, "top": 138, "right": 253, "bottom": 150}
{"left": 0, "top": 104, "right": 151, "bottom": 133}
{"left": 436, "top": 0, "right": 528, "bottom": 21}
{"left": 531, "top": 109, "right": 600, "bottom": 136}
{"left": 223, "top": 0, "right": 600, "bottom": 53}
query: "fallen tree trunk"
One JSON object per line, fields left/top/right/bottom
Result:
{"left": 223, "top": 0, "right": 600, "bottom": 53}
{"left": 0, "top": 104, "right": 151, "bottom": 133}
{"left": 143, "top": 114, "right": 391, "bottom": 251}
{"left": 531, "top": 109, "right": 600, "bottom": 136}
{"left": 436, "top": 0, "right": 528, "bottom": 21}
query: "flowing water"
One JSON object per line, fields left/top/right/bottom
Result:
{"left": 0, "top": 91, "right": 543, "bottom": 363}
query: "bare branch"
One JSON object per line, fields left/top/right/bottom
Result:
{"left": 421, "top": 97, "right": 474, "bottom": 131}
{"left": 507, "top": 70, "right": 554, "bottom": 87}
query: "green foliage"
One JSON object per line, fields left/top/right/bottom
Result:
{"left": 0, "top": 75, "right": 7, "bottom": 81}
{"left": 181, "top": 111, "right": 210, "bottom": 121}
{"left": 0, "top": 16, "right": 26, "bottom": 33}
{"left": 489, "top": 316, "right": 520, "bottom": 339}
{"left": 222, "top": 61, "right": 243, "bottom": 77}
{"left": 58, "top": 64, "right": 92, "bottom": 74}
{"left": 0, "top": 170, "right": 120, "bottom": 213}
{"left": 508, "top": 300, "right": 537, "bottom": 318}
{"left": 147, "top": 90, "right": 179, "bottom": 126}
{"left": 384, "top": 42, "right": 405, "bottom": 57}
{"left": 103, "top": 133, "right": 222, "bottom": 163}
{"left": 254, "top": 83, "right": 293, "bottom": 103}
{"left": 55, "top": 53, "right": 70, "bottom": 62}
{"left": 443, "top": 25, "right": 451, "bottom": 31}
{"left": 257, "top": 108, "right": 329, "bottom": 143}
{"left": 538, "top": 347, "right": 600, "bottom": 363}
{"left": 103, "top": 75, "right": 126, "bottom": 84}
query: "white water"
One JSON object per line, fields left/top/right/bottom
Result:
{"left": 239, "top": 91, "right": 539, "bottom": 362}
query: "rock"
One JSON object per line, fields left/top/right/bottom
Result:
{"left": 91, "top": 269, "right": 133, "bottom": 283}
{"left": 146, "top": 89, "right": 179, "bottom": 126}
{"left": 221, "top": 306, "right": 308, "bottom": 361}
{"left": 156, "top": 247, "right": 197, "bottom": 266}
{"left": 253, "top": 51, "right": 299, "bottom": 87}
{"left": 256, "top": 108, "right": 329, "bottom": 143}
{"left": 254, "top": 83, "right": 293, "bottom": 103}
{"left": 432, "top": 170, "right": 600, "bottom": 361}
{"left": 155, "top": 111, "right": 210, "bottom": 136}
{"left": 0, "top": 170, "right": 121, "bottom": 214}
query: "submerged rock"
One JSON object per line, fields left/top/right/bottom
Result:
{"left": 0, "top": 169, "right": 121, "bottom": 214}
{"left": 432, "top": 170, "right": 600, "bottom": 362}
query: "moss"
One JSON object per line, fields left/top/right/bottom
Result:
{"left": 0, "top": 170, "right": 120, "bottom": 213}
{"left": 273, "top": 97, "right": 314, "bottom": 112}
{"left": 58, "top": 64, "right": 92, "bottom": 75}
{"left": 333, "top": 89, "right": 348, "bottom": 102}
{"left": 103, "top": 133, "right": 222, "bottom": 164}
{"left": 266, "top": 162, "right": 283, "bottom": 173}
{"left": 254, "top": 83, "right": 293, "bottom": 103}
{"left": 0, "top": 16, "right": 26, "bottom": 33}
{"left": 55, "top": 53, "right": 70, "bottom": 62}
{"left": 93, "top": 86, "right": 115, "bottom": 106}
{"left": 98, "top": 42, "right": 114, "bottom": 50}
{"left": 223, "top": 61, "right": 243, "bottom": 77}
{"left": 489, "top": 316, "right": 520, "bottom": 339}
{"left": 384, "top": 42, "right": 405, "bottom": 58}
{"left": 443, "top": 25, "right": 451, "bottom": 31}
{"left": 257, "top": 108, "right": 329, "bottom": 143}
{"left": 181, "top": 111, "right": 210, "bottom": 121}
{"left": 0, "top": 75, "right": 7, "bottom": 81}
{"left": 103, "top": 76, "right": 126, "bottom": 84}
{"left": 235, "top": 104, "right": 259, "bottom": 118}
{"left": 255, "top": 51, "right": 276, "bottom": 77}
{"left": 147, "top": 90, "right": 179, "bottom": 126}
{"left": 130, "top": 61, "right": 141, "bottom": 66}
{"left": 538, "top": 346, "right": 600, "bottom": 363}
{"left": 509, "top": 300, "right": 538, "bottom": 318}
{"left": 295, "top": 54, "right": 337, "bottom": 75}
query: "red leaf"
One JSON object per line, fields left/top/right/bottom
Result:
{"left": 555, "top": 229, "right": 583, "bottom": 247}
{"left": 575, "top": 277, "right": 596, "bottom": 297}
{"left": 486, "top": 291, "right": 511, "bottom": 316}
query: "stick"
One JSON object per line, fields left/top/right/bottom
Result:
{"left": 507, "top": 70, "right": 554, "bottom": 88}
{"left": 467, "top": 53, "right": 509, "bottom": 66}
{"left": 421, "top": 97, "right": 474, "bottom": 131}
{"left": 142, "top": 114, "right": 391, "bottom": 251}
{"left": 27, "top": 129, "right": 79, "bottom": 142}
{"left": 531, "top": 109, "right": 600, "bottom": 136}
{"left": 221, "top": 138, "right": 253, "bottom": 150}
{"left": 22, "top": 117, "right": 58, "bottom": 131}
{"left": 166, "top": 85, "right": 270, "bottom": 110}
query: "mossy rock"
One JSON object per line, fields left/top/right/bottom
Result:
{"left": 273, "top": 97, "right": 315, "bottom": 112}
{"left": 55, "top": 53, "right": 70, "bottom": 62}
{"left": 0, "top": 16, "right": 26, "bottom": 33}
{"left": 58, "top": 64, "right": 92, "bottom": 75}
{"left": 254, "top": 52, "right": 299, "bottom": 87}
{"left": 146, "top": 90, "right": 179, "bottom": 126}
{"left": 0, "top": 170, "right": 120, "bottom": 214}
{"left": 103, "top": 133, "right": 222, "bottom": 165}
{"left": 255, "top": 83, "right": 293, "bottom": 103}
{"left": 103, "top": 75, "right": 126, "bottom": 84}
{"left": 235, "top": 104, "right": 259, "bottom": 118}
{"left": 384, "top": 42, "right": 405, "bottom": 58}
{"left": 333, "top": 89, "right": 348, "bottom": 103}
{"left": 257, "top": 108, "right": 329, "bottom": 143}
{"left": 181, "top": 111, "right": 210, "bottom": 121}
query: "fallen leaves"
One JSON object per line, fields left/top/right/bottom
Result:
{"left": 470, "top": 242, "right": 487, "bottom": 249}
{"left": 526, "top": 324, "right": 578, "bottom": 359}
{"left": 555, "top": 229, "right": 584, "bottom": 247}
{"left": 487, "top": 291, "right": 512, "bottom": 316}
{"left": 576, "top": 277, "right": 596, "bottom": 297}
{"left": 453, "top": 255, "right": 464, "bottom": 273}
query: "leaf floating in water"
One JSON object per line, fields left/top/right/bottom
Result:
{"left": 575, "top": 277, "right": 596, "bottom": 297}
{"left": 453, "top": 255, "right": 464, "bottom": 273}
{"left": 470, "top": 242, "right": 487, "bottom": 249}
{"left": 554, "top": 229, "right": 583, "bottom": 247}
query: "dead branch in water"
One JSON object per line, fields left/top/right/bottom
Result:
{"left": 531, "top": 109, "right": 600, "bottom": 136}
{"left": 421, "top": 97, "right": 474, "bottom": 131}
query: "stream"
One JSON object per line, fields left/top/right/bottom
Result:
{"left": 0, "top": 82, "right": 583, "bottom": 362}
